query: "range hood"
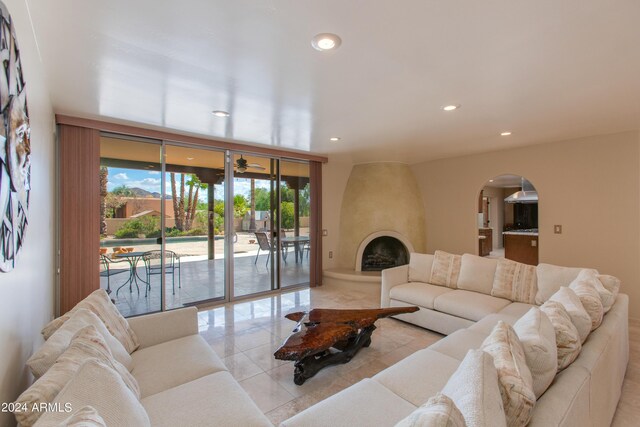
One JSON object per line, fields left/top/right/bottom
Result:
{"left": 504, "top": 178, "right": 538, "bottom": 204}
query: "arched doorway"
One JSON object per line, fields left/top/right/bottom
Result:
{"left": 477, "top": 174, "right": 539, "bottom": 265}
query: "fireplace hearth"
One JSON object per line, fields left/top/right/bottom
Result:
{"left": 360, "top": 236, "right": 409, "bottom": 272}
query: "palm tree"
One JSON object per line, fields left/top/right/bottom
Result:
{"left": 99, "top": 167, "right": 108, "bottom": 235}
{"left": 249, "top": 179, "right": 256, "bottom": 231}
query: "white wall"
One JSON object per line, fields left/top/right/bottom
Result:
{"left": 0, "top": 1, "right": 55, "bottom": 425}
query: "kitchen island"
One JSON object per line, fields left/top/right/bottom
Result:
{"left": 503, "top": 230, "right": 538, "bottom": 265}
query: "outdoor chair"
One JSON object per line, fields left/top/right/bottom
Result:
{"left": 141, "top": 250, "right": 181, "bottom": 296}
{"left": 254, "top": 231, "right": 286, "bottom": 266}
{"left": 99, "top": 254, "right": 130, "bottom": 295}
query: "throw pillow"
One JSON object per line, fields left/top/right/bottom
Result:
{"left": 569, "top": 278, "right": 604, "bottom": 330}
{"left": 457, "top": 254, "right": 498, "bottom": 295}
{"left": 429, "top": 250, "right": 462, "bottom": 289}
{"left": 480, "top": 321, "right": 535, "bottom": 427}
{"left": 15, "top": 326, "right": 139, "bottom": 427}
{"left": 394, "top": 393, "right": 466, "bottom": 427}
{"left": 539, "top": 301, "right": 581, "bottom": 370}
{"left": 549, "top": 287, "right": 591, "bottom": 343}
{"left": 408, "top": 253, "right": 434, "bottom": 283}
{"left": 573, "top": 270, "right": 614, "bottom": 313}
{"left": 598, "top": 274, "right": 621, "bottom": 311}
{"left": 535, "top": 264, "right": 597, "bottom": 305}
{"left": 513, "top": 307, "right": 558, "bottom": 398}
{"left": 441, "top": 349, "right": 506, "bottom": 427}
{"left": 58, "top": 406, "right": 106, "bottom": 427}
{"left": 34, "top": 360, "right": 150, "bottom": 427}
{"left": 28, "top": 309, "right": 132, "bottom": 379}
{"left": 491, "top": 258, "right": 537, "bottom": 304}
{"left": 42, "top": 289, "right": 139, "bottom": 353}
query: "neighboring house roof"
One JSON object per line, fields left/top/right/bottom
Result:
{"left": 131, "top": 210, "right": 161, "bottom": 218}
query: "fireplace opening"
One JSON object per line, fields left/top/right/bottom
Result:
{"left": 361, "top": 236, "right": 409, "bottom": 272}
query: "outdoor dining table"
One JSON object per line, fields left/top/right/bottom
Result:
{"left": 281, "top": 236, "right": 310, "bottom": 264}
{"left": 113, "top": 251, "right": 148, "bottom": 296}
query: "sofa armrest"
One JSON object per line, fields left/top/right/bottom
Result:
{"left": 127, "top": 307, "right": 198, "bottom": 349}
{"left": 381, "top": 265, "right": 409, "bottom": 307}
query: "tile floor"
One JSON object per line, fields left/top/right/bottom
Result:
{"left": 196, "top": 286, "right": 640, "bottom": 426}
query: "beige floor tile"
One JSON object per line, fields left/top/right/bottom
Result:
{"left": 239, "top": 372, "right": 295, "bottom": 413}
{"left": 233, "top": 327, "right": 280, "bottom": 351}
{"left": 267, "top": 361, "right": 341, "bottom": 398}
{"left": 223, "top": 352, "right": 264, "bottom": 381}
{"left": 207, "top": 334, "right": 241, "bottom": 358}
{"left": 244, "top": 342, "right": 292, "bottom": 372}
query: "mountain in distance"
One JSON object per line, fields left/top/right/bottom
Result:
{"left": 118, "top": 187, "right": 171, "bottom": 199}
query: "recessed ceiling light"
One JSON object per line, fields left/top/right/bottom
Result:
{"left": 186, "top": 157, "right": 194, "bottom": 161}
{"left": 442, "top": 104, "right": 460, "bottom": 111}
{"left": 311, "top": 33, "right": 342, "bottom": 51}
{"left": 500, "top": 131, "right": 512, "bottom": 136}
{"left": 489, "top": 179, "right": 494, "bottom": 183}
{"left": 329, "top": 137, "right": 341, "bottom": 142}
{"left": 212, "top": 110, "right": 230, "bottom": 117}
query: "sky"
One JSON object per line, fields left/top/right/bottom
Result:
{"left": 107, "top": 167, "right": 271, "bottom": 201}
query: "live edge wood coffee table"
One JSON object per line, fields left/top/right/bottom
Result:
{"left": 274, "top": 306, "right": 419, "bottom": 385}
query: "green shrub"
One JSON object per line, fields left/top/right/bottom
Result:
{"left": 114, "top": 217, "right": 159, "bottom": 239}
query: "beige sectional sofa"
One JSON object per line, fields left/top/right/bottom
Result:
{"left": 282, "top": 252, "right": 628, "bottom": 427}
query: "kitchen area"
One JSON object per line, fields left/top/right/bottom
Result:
{"left": 478, "top": 175, "right": 539, "bottom": 265}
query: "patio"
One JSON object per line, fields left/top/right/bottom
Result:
{"left": 100, "top": 233, "right": 310, "bottom": 317}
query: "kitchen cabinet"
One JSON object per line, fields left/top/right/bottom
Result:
{"left": 504, "top": 232, "right": 538, "bottom": 265}
{"left": 478, "top": 228, "right": 492, "bottom": 257}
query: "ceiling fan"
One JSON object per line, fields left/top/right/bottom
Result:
{"left": 235, "top": 155, "right": 266, "bottom": 173}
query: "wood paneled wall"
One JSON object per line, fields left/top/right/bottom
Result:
{"left": 58, "top": 125, "right": 100, "bottom": 314}
{"left": 309, "top": 161, "right": 323, "bottom": 287}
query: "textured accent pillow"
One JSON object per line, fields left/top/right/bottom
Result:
{"left": 549, "top": 287, "right": 591, "bottom": 343}
{"left": 58, "top": 406, "right": 106, "bottom": 427}
{"left": 408, "top": 253, "right": 434, "bottom": 283}
{"left": 441, "top": 349, "right": 506, "bottom": 427}
{"left": 457, "top": 254, "right": 498, "bottom": 295}
{"left": 42, "top": 289, "right": 139, "bottom": 353}
{"left": 491, "top": 258, "right": 537, "bottom": 304}
{"left": 513, "top": 307, "right": 558, "bottom": 398}
{"left": 540, "top": 301, "right": 581, "bottom": 370}
{"left": 15, "top": 326, "right": 139, "bottom": 427}
{"left": 34, "top": 360, "right": 150, "bottom": 427}
{"left": 394, "top": 393, "right": 466, "bottom": 427}
{"left": 569, "top": 278, "right": 604, "bottom": 330}
{"left": 28, "top": 309, "right": 132, "bottom": 379}
{"left": 480, "top": 321, "right": 535, "bottom": 427}
{"left": 429, "top": 250, "right": 462, "bottom": 288}
{"left": 598, "top": 274, "right": 621, "bottom": 311}
{"left": 535, "top": 264, "right": 597, "bottom": 305}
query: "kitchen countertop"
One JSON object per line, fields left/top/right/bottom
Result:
{"left": 503, "top": 231, "right": 539, "bottom": 236}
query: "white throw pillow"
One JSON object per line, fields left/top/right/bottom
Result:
{"left": 513, "top": 307, "right": 558, "bottom": 398}
{"left": 42, "top": 289, "right": 139, "bottom": 353}
{"left": 441, "top": 349, "right": 506, "bottom": 427}
{"left": 571, "top": 270, "right": 614, "bottom": 313}
{"left": 480, "top": 321, "right": 535, "bottom": 427}
{"left": 457, "top": 254, "right": 498, "bottom": 295}
{"left": 33, "top": 360, "right": 150, "bottom": 427}
{"left": 491, "top": 258, "right": 537, "bottom": 304}
{"left": 394, "top": 393, "right": 466, "bottom": 427}
{"left": 408, "top": 253, "right": 434, "bottom": 283}
{"left": 540, "top": 301, "right": 582, "bottom": 370}
{"left": 535, "top": 264, "right": 596, "bottom": 305}
{"left": 598, "top": 274, "right": 621, "bottom": 311}
{"left": 569, "top": 278, "right": 604, "bottom": 330}
{"left": 549, "top": 287, "right": 591, "bottom": 343}
{"left": 57, "top": 406, "right": 106, "bottom": 427}
{"left": 430, "top": 250, "right": 462, "bottom": 288}
{"left": 28, "top": 309, "right": 132, "bottom": 378}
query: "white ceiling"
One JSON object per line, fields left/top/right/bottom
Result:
{"left": 27, "top": 0, "right": 640, "bottom": 163}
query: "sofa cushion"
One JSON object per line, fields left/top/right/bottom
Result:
{"left": 573, "top": 270, "right": 615, "bottom": 313}
{"left": 549, "top": 287, "right": 591, "bottom": 343}
{"left": 569, "top": 278, "right": 604, "bottom": 330}
{"left": 57, "top": 406, "right": 106, "bottom": 427}
{"left": 456, "top": 254, "right": 498, "bottom": 295}
{"left": 395, "top": 393, "right": 465, "bottom": 427}
{"left": 373, "top": 349, "right": 460, "bottom": 407}
{"left": 467, "top": 314, "right": 519, "bottom": 336}
{"left": 434, "top": 290, "right": 511, "bottom": 322}
{"left": 491, "top": 258, "right": 537, "bottom": 304}
{"left": 142, "top": 371, "right": 271, "bottom": 427}
{"left": 42, "top": 289, "right": 139, "bottom": 353}
{"left": 281, "top": 378, "right": 416, "bottom": 427}
{"left": 430, "top": 250, "right": 462, "bottom": 289}
{"left": 539, "top": 301, "right": 581, "bottom": 370}
{"left": 535, "top": 264, "right": 596, "bottom": 305}
{"left": 513, "top": 307, "right": 557, "bottom": 398}
{"left": 481, "top": 321, "right": 535, "bottom": 427}
{"left": 408, "top": 252, "right": 434, "bottom": 283}
{"left": 33, "top": 359, "right": 150, "bottom": 427}
{"left": 497, "top": 302, "right": 534, "bottom": 319}
{"left": 429, "top": 329, "right": 489, "bottom": 361}
{"left": 389, "top": 282, "right": 453, "bottom": 309}
{"left": 598, "top": 274, "right": 620, "bottom": 308}
{"left": 131, "top": 334, "right": 227, "bottom": 397}
{"left": 28, "top": 309, "right": 132, "bottom": 379}
{"left": 441, "top": 349, "right": 506, "bottom": 427}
